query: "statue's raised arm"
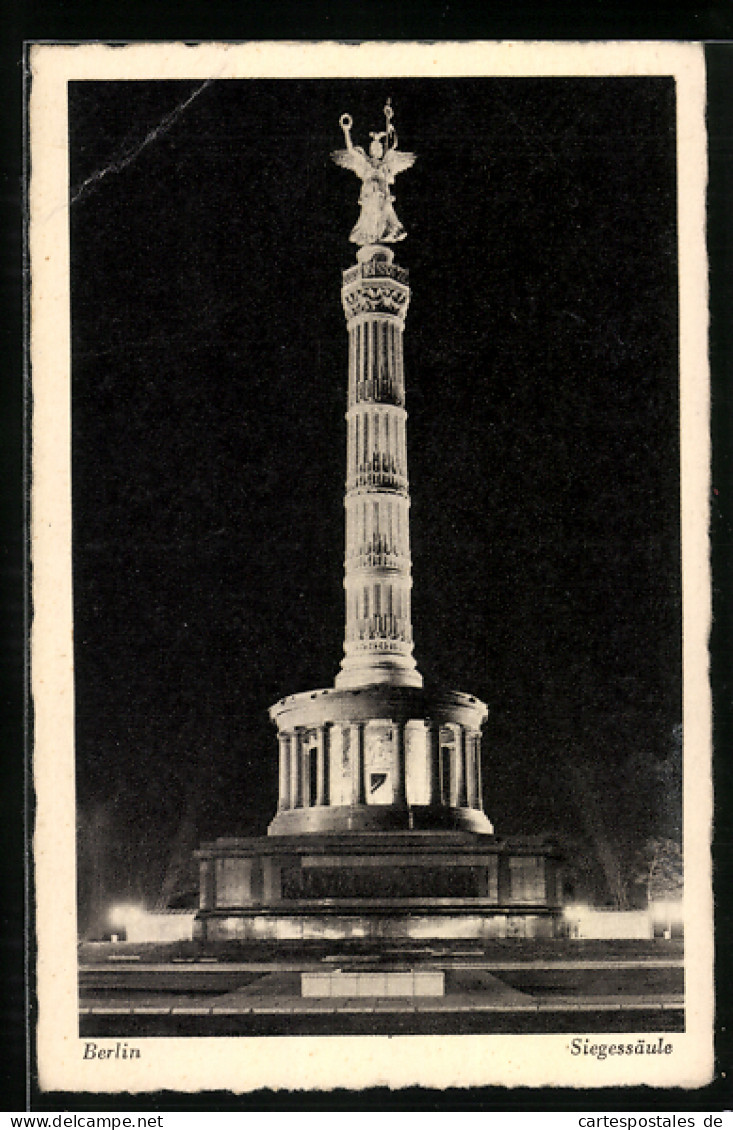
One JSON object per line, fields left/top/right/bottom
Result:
{"left": 331, "top": 100, "right": 416, "bottom": 246}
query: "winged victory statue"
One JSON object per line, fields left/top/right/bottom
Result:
{"left": 332, "top": 100, "right": 416, "bottom": 246}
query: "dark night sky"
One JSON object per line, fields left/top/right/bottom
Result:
{"left": 69, "top": 78, "right": 681, "bottom": 914}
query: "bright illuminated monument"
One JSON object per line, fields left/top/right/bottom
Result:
{"left": 195, "top": 104, "right": 562, "bottom": 941}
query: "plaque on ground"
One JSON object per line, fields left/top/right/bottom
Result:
{"left": 301, "top": 968, "right": 445, "bottom": 998}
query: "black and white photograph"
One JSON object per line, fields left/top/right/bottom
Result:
{"left": 29, "top": 42, "right": 711, "bottom": 1092}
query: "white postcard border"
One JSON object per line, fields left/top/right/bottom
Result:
{"left": 30, "top": 40, "right": 712, "bottom": 1093}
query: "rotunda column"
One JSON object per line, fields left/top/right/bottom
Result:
{"left": 426, "top": 722, "right": 441, "bottom": 806}
{"left": 352, "top": 722, "right": 366, "bottom": 805}
{"left": 321, "top": 723, "right": 331, "bottom": 805}
{"left": 439, "top": 736, "right": 449, "bottom": 805}
{"left": 314, "top": 727, "right": 325, "bottom": 806}
{"left": 465, "top": 729, "right": 476, "bottom": 809}
{"left": 327, "top": 724, "right": 340, "bottom": 807}
{"left": 475, "top": 735, "right": 484, "bottom": 811}
{"left": 394, "top": 720, "right": 408, "bottom": 807}
{"left": 291, "top": 728, "right": 303, "bottom": 808}
{"left": 278, "top": 733, "right": 291, "bottom": 810}
{"left": 449, "top": 724, "right": 464, "bottom": 807}
{"left": 448, "top": 730, "right": 457, "bottom": 807}
{"left": 457, "top": 725, "right": 468, "bottom": 807}
{"left": 303, "top": 738, "right": 313, "bottom": 809}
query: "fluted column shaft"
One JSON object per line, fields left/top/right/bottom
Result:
{"left": 336, "top": 249, "right": 422, "bottom": 691}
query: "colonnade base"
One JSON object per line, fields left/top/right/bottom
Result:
{"left": 267, "top": 803, "right": 493, "bottom": 836}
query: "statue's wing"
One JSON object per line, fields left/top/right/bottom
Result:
{"left": 331, "top": 147, "right": 370, "bottom": 178}
{"left": 383, "top": 149, "right": 416, "bottom": 177}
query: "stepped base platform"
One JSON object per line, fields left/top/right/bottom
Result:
{"left": 195, "top": 831, "right": 563, "bottom": 942}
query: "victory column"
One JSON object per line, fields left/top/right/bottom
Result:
{"left": 195, "top": 104, "right": 561, "bottom": 941}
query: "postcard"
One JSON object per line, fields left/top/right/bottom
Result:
{"left": 30, "top": 41, "right": 712, "bottom": 1092}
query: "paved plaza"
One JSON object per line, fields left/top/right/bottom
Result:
{"left": 79, "top": 939, "right": 684, "bottom": 1036}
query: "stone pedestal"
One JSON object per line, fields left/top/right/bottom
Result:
{"left": 194, "top": 831, "right": 563, "bottom": 942}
